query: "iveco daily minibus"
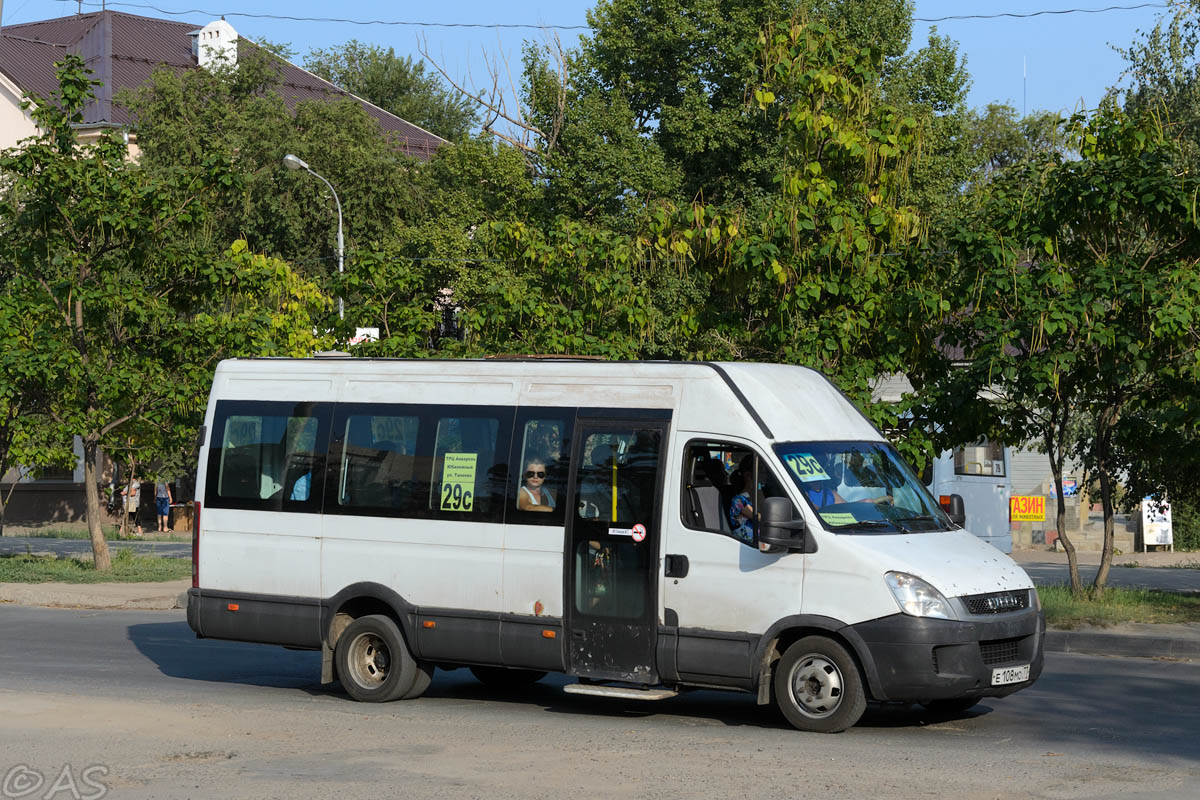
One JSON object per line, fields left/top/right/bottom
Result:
{"left": 187, "top": 358, "right": 1044, "bottom": 732}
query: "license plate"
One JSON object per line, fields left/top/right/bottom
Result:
{"left": 991, "top": 664, "right": 1030, "bottom": 686}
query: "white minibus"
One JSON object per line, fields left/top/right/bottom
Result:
{"left": 187, "top": 358, "right": 1043, "bottom": 732}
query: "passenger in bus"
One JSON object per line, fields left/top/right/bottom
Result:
{"left": 517, "top": 460, "right": 555, "bottom": 512}
{"left": 728, "top": 468, "right": 755, "bottom": 543}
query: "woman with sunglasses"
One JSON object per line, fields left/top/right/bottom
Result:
{"left": 517, "top": 459, "right": 555, "bottom": 512}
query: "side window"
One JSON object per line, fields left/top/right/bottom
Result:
{"left": 681, "top": 440, "right": 793, "bottom": 548}
{"left": 576, "top": 431, "right": 659, "bottom": 524}
{"left": 429, "top": 411, "right": 511, "bottom": 522}
{"left": 337, "top": 413, "right": 420, "bottom": 512}
{"left": 510, "top": 413, "right": 573, "bottom": 526}
{"left": 205, "top": 400, "right": 330, "bottom": 511}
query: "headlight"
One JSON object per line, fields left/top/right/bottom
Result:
{"left": 885, "top": 572, "right": 954, "bottom": 620}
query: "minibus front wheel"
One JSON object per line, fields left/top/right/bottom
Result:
{"left": 773, "top": 636, "right": 867, "bottom": 733}
{"left": 336, "top": 614, "right": 418, "bottom": 702}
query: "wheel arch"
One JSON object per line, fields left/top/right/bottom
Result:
{"left": 322, "top": 582, "right": 417, "bottom": 650}
{"left": 752, "top": 615, "right": 886, "bottom": 704}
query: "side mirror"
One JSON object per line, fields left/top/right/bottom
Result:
{"left": 940, "top": 493, "right": 966, "bottom": 527}
{"left": 759, "top": 496, "right": 806, "bottom": 553}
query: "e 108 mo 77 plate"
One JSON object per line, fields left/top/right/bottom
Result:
{"left": 991, "top": 664, "right": 1030, "bottom": 686}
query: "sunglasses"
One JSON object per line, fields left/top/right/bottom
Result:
{"left": 524, "top": 470, "right": 546, "bottom": 479}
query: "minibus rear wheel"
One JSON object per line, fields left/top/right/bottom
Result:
{"left": 336, "top": 614, "right": 418, "bottom": 702}
{"left": 773, "top": 636, "right": 867, "bottom": 733}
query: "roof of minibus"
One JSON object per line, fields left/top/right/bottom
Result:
{"left": 213, "top": 358, "right": 884, "bottom": 444}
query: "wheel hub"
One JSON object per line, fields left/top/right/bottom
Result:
{"left": 349, "top": 632, "right": 391, "bottom": 687}
{"left": 789, "top": 655, "right": 844, "bottom": 718}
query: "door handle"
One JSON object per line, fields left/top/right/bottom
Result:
{"left": 665, "top": 554, "right": 689, "bottom": 579}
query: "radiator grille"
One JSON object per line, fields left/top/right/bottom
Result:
{"left": 964, "top": 590, "right": 1029, "bottom": 615}
{"left": 980, "top": 637, "right": 1023, "bottom": 666}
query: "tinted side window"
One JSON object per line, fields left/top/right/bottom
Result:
{"left": 337, "top": 413, "right": 421, "bottom": 512}
{"left": 205, "top": 400, "right": 331, "bottom": 511}
{"left": 326, "top": 404, "right": 513, "bottom": 523}
{"left": 430, "top": 410, "right": 512, "bottom": 521}
{"left": 509, "top": 411, "right": 574, "bottom": 526}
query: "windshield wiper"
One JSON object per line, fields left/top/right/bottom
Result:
{"left": 825, "top": 519, "right": 896, "bottom": 531}
{"left": 889, "top": 514, "right": 947, "bottom": 530}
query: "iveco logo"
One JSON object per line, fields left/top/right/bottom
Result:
{"left": 985, "top": 594, "right": 1023, "bottom": 612}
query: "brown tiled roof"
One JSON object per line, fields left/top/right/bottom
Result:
{"left": 0, "top": 10, "right": 444, "bottom": 159}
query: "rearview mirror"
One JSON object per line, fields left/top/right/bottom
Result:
{"left": 939, "top": 493, "right": 966, "bottom": 527}
{"left": 759, "top": 497, "right": 806, "bottom": 553}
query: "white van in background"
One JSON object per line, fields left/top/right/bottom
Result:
{"left": 927, "top": 440, "right": 1013, "bottom": 554}
{"left": 187, "top": 358, "right": 1043, "bottom": 733}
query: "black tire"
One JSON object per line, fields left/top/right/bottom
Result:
{"left": 403, "top": 661, "right": 436, "bottom": 700}
{"left": 335, "top": 614, "right": 417, "bottom": 702}
{"left": 469, "top": 666, "right": 547, "bottom": 689}
{"left": 773, "top": 636, "right": 867, "bottom": 733}
{"left": 921, "top": 697, "right": 979, "bottom": 715}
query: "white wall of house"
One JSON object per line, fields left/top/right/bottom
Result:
{"left": 0, "top": 71, "right": 38, "bottom": 150}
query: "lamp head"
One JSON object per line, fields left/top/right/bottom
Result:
{"left": 282, "top": 153, "right": 308, "bottom": 171}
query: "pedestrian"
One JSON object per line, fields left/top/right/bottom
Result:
{"left": 121, "top": 478, "right": 143, "bottom": 536}
{"left": 155, "top": 480, "right": 173, "bottom": 532}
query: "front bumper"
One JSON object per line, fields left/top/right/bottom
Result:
{"left": 851, "top": 608, "right": 1044, "bottom": 702}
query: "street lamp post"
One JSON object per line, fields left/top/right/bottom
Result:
{"left": 283, "top": 153, "right": 344, "bottom": 320}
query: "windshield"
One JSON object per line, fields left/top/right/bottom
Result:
{"left": 773, "top": 441, "right": 952, "bottom": 533}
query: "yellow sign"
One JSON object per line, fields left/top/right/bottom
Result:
{"left": 1010, "top": 495, "right": 1045, "bottom": 522}
{"left": 784, "top": 453, "right": 830, "bottom": 483}
{"left": 440, "top": 453, "right": 477, "bottom": 512}
{"left": 820, "top": 512, "right": 857, "bottom": 526}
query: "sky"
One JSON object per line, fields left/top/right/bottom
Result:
{"left": 0, "top": 1, "right": 1179, "bottom": 116}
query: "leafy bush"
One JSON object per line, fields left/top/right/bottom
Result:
{"left": 1169, "top": 497, "right": 1200, "bottom": 551}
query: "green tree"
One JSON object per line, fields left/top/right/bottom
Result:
{"left": 1111, "top": 0, "right": 1200, "bottom": 170}
{"left": 123, "top": 48, "right": 420, "bottom": 293}
{"left": 0, "top": 57, "right": 329, "bottom": 568}
{"left": 931, "top": 107, "right": 1200, "bottom": 592}
{"left": 304, "top": 40, "right": 478, "bottom": 140}
{"left": 472, "top": 16, "right": 936, "bottom": 457}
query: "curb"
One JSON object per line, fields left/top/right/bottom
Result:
{"left": 0, "top": 581, "right": 189, "bottom": 611}
{"left": 1045, "top": 629, "right": 1200, "bottom": 660}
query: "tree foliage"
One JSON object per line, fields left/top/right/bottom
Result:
{"left": 931, "top": 107, "right": 1200, "bottom": 589}
{"left": 0, "top": 56, "right": 328, "bottom": 567}
{"left": 304, "top": 40, "right": 478, "bottom": 141}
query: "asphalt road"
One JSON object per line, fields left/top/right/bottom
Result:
{"left": 0, "top": 606, "right": 1197, "bottom": 799}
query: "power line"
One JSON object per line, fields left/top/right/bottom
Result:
{"left": 917, "top": 2, "right": 1168, "bottom": 23}
{"left": 78, "top": 2, "right": 1171, "bottom": 31}
{"left": 83, "top": 2, "right": 589, "bottom": 29}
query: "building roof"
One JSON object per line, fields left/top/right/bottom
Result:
{"left": 0, "top": 10, "right": 445, "bottom": 159}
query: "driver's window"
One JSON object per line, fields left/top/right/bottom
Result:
{"left": 681, "top": 441, "right": 794, "bottom": 548}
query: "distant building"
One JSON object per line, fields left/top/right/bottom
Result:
{"left": 0, "top": 10, "right": 446, "bottom": 158}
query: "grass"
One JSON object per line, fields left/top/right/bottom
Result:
{"left": 1116, "top": 559, "right": 1200, "bottom": 570}
{"left": 1040, "top": 584, "right": 1200, "bottom": 628}
{"left": 11, "top": 528, "right": 189, "bottom": 542}
{"left": 0, "top": 549, "right": 191, "bottom": 583}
